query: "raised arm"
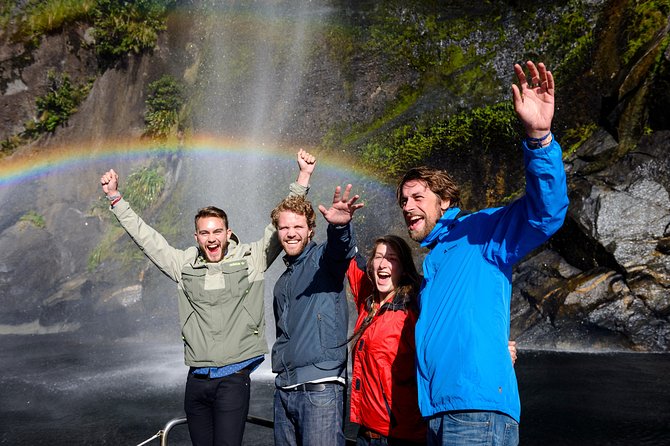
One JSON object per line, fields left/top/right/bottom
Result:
{"left": 296, "top": 148, "right": 316, "bottom": 188}
{"left": 99, "top": 168, "right": 189, "bottom": 282}
{"left": 259, "top": 149, "right": 318, "bottom": 269}
{"left": 483, "top": 61, "right": 568, "bottom": 266}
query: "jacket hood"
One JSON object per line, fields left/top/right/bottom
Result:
{"left": 420, "top": 207, "right": 461, "bottom": 248}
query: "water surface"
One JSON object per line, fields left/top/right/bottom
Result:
{"left": 1, "top": 335, "right": 668, "bottom": 445}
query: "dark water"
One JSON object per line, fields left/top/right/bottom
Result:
{"left": 1, "top": 334, "right": 669, "bottom": 445}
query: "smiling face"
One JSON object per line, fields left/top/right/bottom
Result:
{"left": 371, "top": 242, "right": 404, "bottom": 300}
{"left": 400, "top": 179, "right": 449, "bottom": 242}
{"left": 194, "top": 216, "right": 232, "bottom": 262}
{"left": 277, "top": 210, "right": 313, "bottom": 257}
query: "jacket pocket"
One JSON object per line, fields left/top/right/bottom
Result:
{"left": 181, "top": 310, "right": 208, "bottom": 362}
{"left": 181, "top": 267, "right": 214, "bottom": 304}
{"left": 220, "top": 259, "right": 250, "bottom": 300}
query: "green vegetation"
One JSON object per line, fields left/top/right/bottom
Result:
{"left": 1, "top": 70, "right": 92, "bottom": 153}
{"left": 562, "top": 123, "right": 598, "bottom": 157}
{"left": 19, "top": 210, "right": 46, "bottom": 228}
{"left": 361, "top": 123, "right": 444, "bottom": 177}
{"left": 0, "top": 0, "right": 175, "bottom": 155}
{"left": 532, "top": 0, "right": 597, "bottom": 82}
{"left": 364, "top": 5, "right": 501, "bottom": 96}
{"left": 15, "top": 0, "right": 95, "bottom": 42}
{"left": 32, "top": 70, "right": 93, "bottom": 133}
{"left": 4, "top": 0, "right": 174, "bottom": 64}
{"left": 123, "top": 165, "right": 166, "bottom": 213}
{"left": 92, "top": 0, "right": 175, "bottom": 64}
{"left": 0, "top": 2, "right": 14, "bottom": 31}
{"left": 144, "top": 75, "right": 185, "bottom": 140}
{"left": 622, "top": 0, "right": 670, "bottom": 65}
{"left": 361, "top": 102, "right": 518, "bottom": 177}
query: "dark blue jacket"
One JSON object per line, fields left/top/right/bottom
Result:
{"left": 271, "top": 223, "right": 356, "bottom": 387}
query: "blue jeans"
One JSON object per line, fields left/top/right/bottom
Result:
{"left": 273, "top": 383, "right": 345, "bottom": 446}
{"left": 427, "top": 411, "right": 519, "bottom": 446}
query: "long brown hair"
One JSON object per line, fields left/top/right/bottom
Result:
{"left": 349, "top": 235, "right": 421, "bottom": 345}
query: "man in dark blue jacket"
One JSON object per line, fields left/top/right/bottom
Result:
{"left": 397, "top": 61, "right": 569, "bottom": 445}
{"left": 270, "top": 184, "right": 363, "bottom": 446}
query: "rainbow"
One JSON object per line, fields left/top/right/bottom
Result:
{"left": 0, "top": 135, "right": 383, "bottom": 190}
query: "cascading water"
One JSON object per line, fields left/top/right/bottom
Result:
{"left": 0, "top": 1, "right": 401, "bottom": 444}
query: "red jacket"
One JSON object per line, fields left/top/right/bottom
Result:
{"left": 347, "top": 257, "right": 426, "bottom": 442}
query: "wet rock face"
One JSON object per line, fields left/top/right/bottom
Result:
{"left": 0, "top": 220, "right": 60, "bottom": 324}
{"left": 0, "top": 25, "right": 98, "bottom": 141}
{"left": 513, "top": 130, "right": 670, "bottom": 351}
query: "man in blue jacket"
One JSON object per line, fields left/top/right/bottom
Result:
{"left": 270, "top": 183, "right": 363, "bottom": 446}
{"left": 396, "top": 61, "right": 569, "bottom": 445}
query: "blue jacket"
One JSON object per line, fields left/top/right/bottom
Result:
{"left": 416, "top": 139, "right": 568, "bottom": 422}
{"left": 271, "top": 223, "right": 356, "bottom": 388}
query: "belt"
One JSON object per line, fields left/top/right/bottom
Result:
{"left": 358, "top": 427, "right": 383, "bottom": 440}
{"left": 282, "top": 383, "right": 327, "bottom": 392}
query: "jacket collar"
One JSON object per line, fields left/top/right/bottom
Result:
{"left": 420, "top": 207, "right": 461, "bottom": 248}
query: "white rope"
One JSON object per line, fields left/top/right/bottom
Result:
{"left": 136, "top": 430, "right": 163, "bottom": 446}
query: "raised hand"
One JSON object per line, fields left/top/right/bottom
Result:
{"left": 100, "top": 169, "right": 120, "bottom": 197}
{"left": 296, "top": 149, "right": 316, "bottom": 187}
{"left": 318, "top": 184, "right": 364, "bottom": 226}
{"left": 511, "top": 61, "right": 554, "bottom": 138}
{"left": 297, "top": 149, "right": 316, "bottom": 174}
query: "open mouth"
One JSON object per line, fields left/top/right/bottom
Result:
{"left": 406, "top": 214, "right": 424, "bottom": 231}
{"left": 376, "top": 270, "right": 392, "bottom": 286}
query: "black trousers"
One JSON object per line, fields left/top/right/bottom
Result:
{"left": 184, "top": 369, "right": 251, "bottom": 446}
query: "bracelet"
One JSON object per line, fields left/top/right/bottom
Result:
{"left": 110, "top": 196, "right": 122, "bottom": 207}
{"left": 526, "top": 132, "right": 552, "bottom": 148}
{"left": 106, "top": 192, "right": 121, "bottom": 201}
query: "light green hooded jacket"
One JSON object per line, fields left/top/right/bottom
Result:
{"left": 111, "top": 182, "right": 307, "bottom": 367}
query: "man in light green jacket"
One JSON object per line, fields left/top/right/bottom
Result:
{"left": 99, "top": 150, "right": 315, "bottom": 446}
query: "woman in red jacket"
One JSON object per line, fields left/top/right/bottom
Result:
{"left": 347, "top": 235, "right": 426, "bottom": 445}
{"left": 347, "top": 235, "right": 518, "bottom": 446}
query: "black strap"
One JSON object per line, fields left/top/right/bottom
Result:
{"left": 454, "top": 209, "right": 471, "bottom": 220}
{"left": 448, "top": 209, "right": 471, "bottom": 230}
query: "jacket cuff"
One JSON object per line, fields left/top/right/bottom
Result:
{"left": 289, "top": 182, "right": 309, "bottom": 197}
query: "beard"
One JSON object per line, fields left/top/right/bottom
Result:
{"left": 407, "top": 205, "right": 442, "bottom": 242}
{"left": 408, "top": 219, "right": 436, "bottom": 242}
